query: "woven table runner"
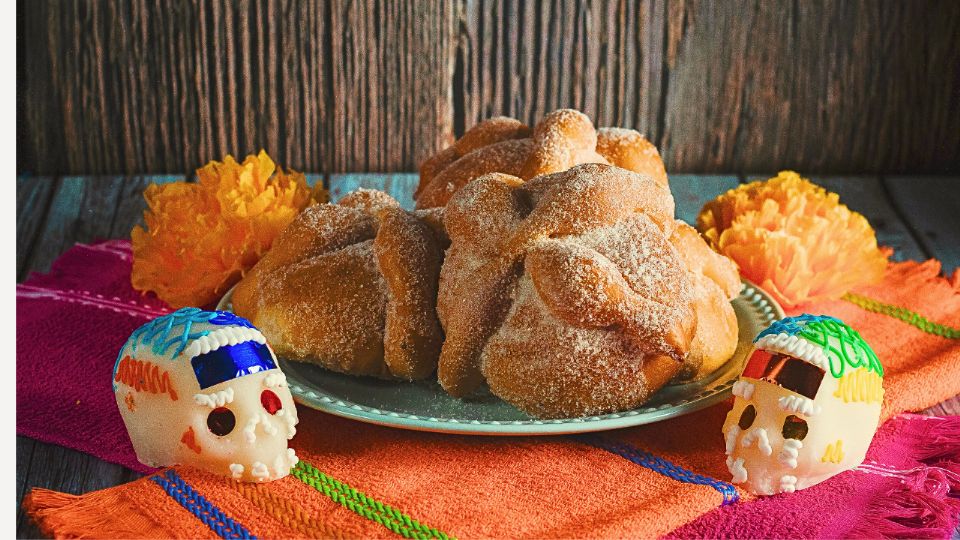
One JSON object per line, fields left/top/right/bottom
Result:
{"left": 17, "top": 241, "right": 960, "bottom": 538}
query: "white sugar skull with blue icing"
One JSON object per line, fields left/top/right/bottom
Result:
{"left": 722, "top": 314, "right": 884, "bottom": 495}
{"left": 114, "top": 308, "right": 299, "bottom": 482}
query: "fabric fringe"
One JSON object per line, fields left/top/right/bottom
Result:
{"left": 23, "top": 487, "right": 168, "bottom": 539}
{"left": 849, "top": 416, "right": 960, "bottom": 539}
{"left": 912, "top": 416, "right": 960, "bottom": 465}
{"left": 847, "top": 487, "right": 960, "bottom": 539}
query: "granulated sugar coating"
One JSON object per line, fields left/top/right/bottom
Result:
{"left": 519, "top": 109, "right": 608, "bottom": 179}
{"left": 667, "top": 222, "right": 741, "bottom": 381}
{"left": 596, "top": 127, "right": 669, "bottom": 188}
{"left": 417, "top": 116, "right": 531, "bottom": 198}
{"left": 482, "top": 276, "right": 680, "bottom": 418}
{"left": 232, "top": 192, "right": 444, "bottom": 381}
{"left": 415, "top": 108, "right": 675, "bottom": 208}
{"left": 338, "top": 187, "right": 401, "bottom": 214}
{"left": 416, "top": 139, "right": 533, "bottom": 209}
{"left": 437, "top": 162, "right": 723, "bottom": 417}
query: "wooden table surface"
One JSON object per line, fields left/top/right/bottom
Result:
{"left": 15, "top": 173, "right": 960, "bottom": 538}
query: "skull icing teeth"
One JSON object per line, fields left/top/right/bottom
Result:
{"left": 721, "top": 314, "right": 884, "bottom": 495}
{"left": 114, "top": 308, "right": 300, "bottom": 482}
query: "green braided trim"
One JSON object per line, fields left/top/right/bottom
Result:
{"left": 292, "top": 460, "right": 453, "bottom": 540}
{"left": 842, "top": 292, "right": 960, "bottom": 339}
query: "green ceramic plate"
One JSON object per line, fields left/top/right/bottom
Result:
{"left": 218, "top": 281, "right": 783, "bottom": 435}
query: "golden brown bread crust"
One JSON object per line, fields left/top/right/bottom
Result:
{"left": 518, "top": 109, "right": 607, "bottom": 179}
{"left": 415, "top": 109, "right": 669, "bottom": 208}
{"left": 232, "top": 204, "right": 378, "bottom": 322}
{"left": 232, "top": 192, "right": 444, "bottom": 380}
{"left": 416, "top": 139, "right": 533, "bottom": 209}
{"left": 596, "top": 127, "right": 669, "bottom": 188}
{"left": 411, "top": 207, "right": 450, "bottom": 250}
{"left": 668, "top": 222, "right": 741, "bottom": 381}
{"left": 375, "top": 208, "right": 444, "bottom": 380}
{"left": 437, "top": 163, "right": 697, "bottom": 417}
{"left": 416, "top": 117, "right": 532, "bottom": 200}
{"left": 255, "top": 239, "right": 391, "bottom": 377}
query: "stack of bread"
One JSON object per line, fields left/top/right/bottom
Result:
{"left": 232, "top": 109, "right": 740, "bottom": 419}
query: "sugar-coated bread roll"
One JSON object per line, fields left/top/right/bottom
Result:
{"left": 233, "top": 190, "right": 444, "bottom": 381}
{"left": 416, "top": 110, "right": 670, "bottom": 209}
{"left": 437, "top": 163, "right": 698, "bottom": 418}
{"left": 668, "top": 222, "right": 741, "bottom": 381}
{"left": 596, "top": 127, "right": 669, "bottom": 188}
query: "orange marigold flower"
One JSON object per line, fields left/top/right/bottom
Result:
{"left": 696, "top": 171, "right": 889, "bottom": 308}
{"left": 131, "top": 151, "right": 326, "bottom": 308}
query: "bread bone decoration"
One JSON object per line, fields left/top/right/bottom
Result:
{"left": 415, "top": 109, "right": 669, "bottom": 209}
{"left": 723, "top": 314, "right": 884, "bottom": 495}
{"left": 438, "top": 163, "right": 739, "bottom": 417}
{"left": 231, "top": 189, "right": 446, "bottom": 381}
{"left": 114, "top": 308, "right": 299, "bottom": 482}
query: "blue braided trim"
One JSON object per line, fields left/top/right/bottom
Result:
{"left": 151, "top": 469, "right": 258, "bottom": 539}
{"left": 580, "top": 436, "right": 740, "bottom": 505}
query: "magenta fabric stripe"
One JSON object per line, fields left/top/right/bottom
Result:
{"left": 664, "top": 415, "right": 960, "bottom": 539}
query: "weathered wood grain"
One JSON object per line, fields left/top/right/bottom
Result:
{"left": 659, "top": 0, "right": 960, "bottom": 174}
{"left": 884, "top": 176, "right": 960, "bottom": 276}
{"left": 22, "top": 178, "right": 80, "bottom": 276}
{"left": 16, "top": 177, "right": 57, "bottom": 280}
{"left": 23, "top": 177, "right": 123, "bottom": 276}
{"left": 17, "top": 439, "right": 143, "bottom": 539}
{"left": 18, "top": 1, "right": 960, "bottom": 175}
{"left": 456, "top": 0, "right": 664, "bottom": 139}
{"left": 107, "top": 175, "right": 182, "bottom": 238}
{"left": 21, "top": 176, "right": 177, "bottom": 278}
{"left": 921, "top": 399, "right": 960, "bottom": 418}
{"left": 15, "top": 437, "right": 36, "bottom": 536}
{"left": 328, "top": 0, "right": 457, "bottom": 172}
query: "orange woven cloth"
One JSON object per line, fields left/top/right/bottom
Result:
{"left": 24, "top": 259, "right": 960, "bottom": 539}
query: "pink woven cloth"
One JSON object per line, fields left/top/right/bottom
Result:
{"left": 17, "top": 240, "right": 166, "bottom": 474}
{"left": 668, "top": 413, "right": 960, "bottom": 539}
{"left": 17, "top": 241, "right": 960, "bottom": 538}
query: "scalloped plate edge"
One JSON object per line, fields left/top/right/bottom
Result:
{"left": 221, "top": 280, "right": 783, "bottom": 435}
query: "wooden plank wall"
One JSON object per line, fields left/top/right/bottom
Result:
{"left": 17, "top": 0, "right": 960, "bottom": 176}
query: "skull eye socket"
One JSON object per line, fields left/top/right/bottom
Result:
{"left": 207, "top": 407, "right": 236, "bottom": 436}
{"left": 738, "top": 405, "right": 756, "bottom": 430}
{"left": 261, "top": 389, "right": 282, "bottom": 415}
{"left": 782, "top": 414, "right": 809, "bottom": 440}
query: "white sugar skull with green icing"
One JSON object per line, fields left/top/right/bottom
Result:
{"left": 113, "top": 308, "right": 299, "bottom": 482}
{"left": 722, "top": 314, "right": 884, "bottom": 495}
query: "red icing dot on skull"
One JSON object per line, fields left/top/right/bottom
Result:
{"left": 261, "top": 389, "right": 282, "bottom": 415}
{"left": 207, "top": 407, "right": 235, "bottom": 436}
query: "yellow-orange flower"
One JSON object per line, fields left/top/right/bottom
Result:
{"left": 697, "top": 171, "right": 888, "bottom": 308}
{"left": 132, "top": 151, "right": 326, "bottom": 308}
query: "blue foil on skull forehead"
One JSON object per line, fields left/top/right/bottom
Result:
{"left": 191, "top": 341, "right": 277, "bottom": 389}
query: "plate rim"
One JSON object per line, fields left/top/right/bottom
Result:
{"left": 219, "top": 279, "right": 784, "bottom": 435}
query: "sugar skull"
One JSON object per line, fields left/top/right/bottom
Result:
{"left": 113, "top": 308, "right": 299, "bottom": 482}
{"left": 722, "top": 314, "right": 884, "bottom": 495}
